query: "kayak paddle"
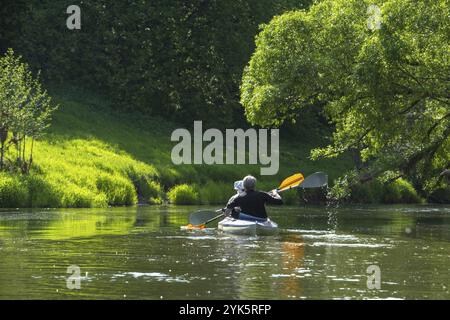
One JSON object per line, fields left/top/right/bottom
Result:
{"left": 298, "top": 172, "right": 328, "bottom": 189}
{"left": 274, "top": 172, "right": 328, "bottom": 192}
{"left": 188, "top": 209, "right": 223, "bottom": 226}
{"left": 274, "top": 173, "right": 305, "bottom": 193}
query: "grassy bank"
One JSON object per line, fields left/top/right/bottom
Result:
{"left": 0, "top": 87, "right": 421, "bottom": 208}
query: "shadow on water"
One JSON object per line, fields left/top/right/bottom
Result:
{"left": 0, "top": 204, "right": 449, "bottom": 299}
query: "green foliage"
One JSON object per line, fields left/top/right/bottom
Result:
{"left": 350, "top": 180, "right": 385, "bottom": 204}
{"left": 0, "top": 48, "right": 57, "bottom": 173}
{"left": 348, "top": 178, "right": 422, "bottom": 204}
{"left": 10, "top": 0, "right": 310, "bottom": 127}
{"left": 31, "top": 138, "right": 162, "bottom": 207}
{"left": 198, "top": 181, "right": 231, "bottom": 205}
{"left": 167, "top": 184, "right": 199, "bottom": 205}
{"left": 25, "top": 174, "right": 62, "bottom": 207}
{"left": 96, "top": 173, "right": 137, "bottom": 206}
{"left": 0, "top": 94, "right": 165, "bottom": 208}
{"left": 0, "top": 1, "right": 28, "bottom": 53}
{"left": 382, "top": 179, "right": 423, "bottom": 204}
{"left": 58, "top": 86, "right": 354, "bottom": 203}
{"left": 428, "top": 186, "right": 450, "bottom": 204}
{"left": 0, "top": 78, "right": 364, "bottom": 208}
{"left": 241, "top": 0, "right": 449, "bottom": 199}
{"left": 59, "top": 183, "right": 107, "bottom": 208}
{"left": 0, "top": 172, "right": 27, "bottom": 207}
{"left": 327, "top": 170, "right": 358, "bottom": 202}
{"left": 0, "top": 87, "right": 352, "bottom": 208}
{"left": 125, "top": 162, "right": 162, "bottom": 203}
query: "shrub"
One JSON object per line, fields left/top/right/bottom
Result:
{"left": 0, "top": 173, "right": 27, "bottom": 207}
{"left": 349, "top": 178, "right": 422, "bottom": 204}
{"left": 198, "top": 181, "right": 231, "bottom": 205}
{"left": 25, "top": 174, "right": 62, "bottom": 208}
{"left": 126, "top": 163, "right": 162, "bottom": 204}
{"left": 143, "top": 180, "right": 163, "bottom": 204}
{"left": 96, "top": 173, "right": 137, "bottom": 205}
{"left": 383, "top": 179, "right": 422, "bottom": 204}
{"left": 428, "top": 186, "right": 450, "bottom": 204}
{"left": 60, "top": 184, "right": 103, "bottom": 208}
{"left": 167, "top": 184, "right": 199, "bottom": 205}
{"left": 148, "top": 196, "right": 163, "bottom": 205}
{"left": 158, "top": 166, "right": 182, "bottom": 189}
{"left": 350, "top": 180, "right": 384, "bottom": 203}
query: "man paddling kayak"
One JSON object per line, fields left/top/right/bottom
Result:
{"left": 225, "top": 175, "right": 283, "bottom": 220}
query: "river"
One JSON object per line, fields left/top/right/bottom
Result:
{"left": 0, "top": 205, "right": 449, "bottom": 299}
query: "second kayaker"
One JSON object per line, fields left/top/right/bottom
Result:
{"left": 224, "top": 175, "right": 283, "bottom": 220}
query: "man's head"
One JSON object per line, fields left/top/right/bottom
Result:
{"left": 243, "top": 175, "right": 256, "bottom": 191}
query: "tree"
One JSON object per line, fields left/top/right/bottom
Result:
{"left": 0, "top": 49, "right": 57, "bottom": 173}
{"left": 241, "top": 0, "right": 449, "bottom": 199}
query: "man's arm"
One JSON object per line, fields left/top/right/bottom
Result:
{"left": 264, "top": 191, "right": 283, "bottom": 205}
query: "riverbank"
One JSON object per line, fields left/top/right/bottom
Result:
{"left": 0, "top": 87, "right": 424, "bottom": 208}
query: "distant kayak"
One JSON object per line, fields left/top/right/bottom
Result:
{"left": 218, "top": 216, "right": 278, "bottom": 236}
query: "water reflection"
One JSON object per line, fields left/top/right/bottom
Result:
{"left": 0, "top": 205, "right": 448, "bottom": 299}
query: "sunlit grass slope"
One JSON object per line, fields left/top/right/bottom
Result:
{"left": 0, "top": 87, "right": 352, "bottom": 208}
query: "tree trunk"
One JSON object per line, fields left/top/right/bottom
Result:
{"left": 21, "top": 135, "right": 26, "bottom": 173}
{"left": 0, "top": 141, "right": 4, "bottom": 170}
{"left": 16, "top": 134, "right": 21, "bottom": 168}
{"left": 28, "top": 137, "right": 34, "bottom": 172}
{"left": 22, "top": 135, "right": 26, "bottom": 161}
{"left": 350, "top": 148, "right": 365, "bottom": 170}
{"left": 0, "top": 127, "right": 8, "bottom": 170}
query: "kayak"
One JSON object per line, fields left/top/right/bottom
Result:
{"left": 218, "top": 217, "right": 278, "bottom": 236}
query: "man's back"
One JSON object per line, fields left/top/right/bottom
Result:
{"left": 226, "top": 190, "right": 283, "bottom": 219}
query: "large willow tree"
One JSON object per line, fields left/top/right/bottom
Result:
{"left": 241, "top": 0, "right": 449, "bottom": 199}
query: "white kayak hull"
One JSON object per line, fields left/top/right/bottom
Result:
{"left": 218, "top": 217, "right": 278, "bottom": 236}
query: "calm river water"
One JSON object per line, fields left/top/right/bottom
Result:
{"left": 0, "top": 205, "right": 448, "bottom": 299}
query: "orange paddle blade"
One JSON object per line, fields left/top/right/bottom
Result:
{"left": 185, "top": 223, "right": 206, "bottom": 230}
{"left": 278, "top": 173, "right": 304, "bottom": 190}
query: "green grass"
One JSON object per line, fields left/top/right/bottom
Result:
{"left": 167, "top": 184, "right": 199, "bottom": 205}
{"left": 0, "top": 86, "right": 353, "bottom": 208}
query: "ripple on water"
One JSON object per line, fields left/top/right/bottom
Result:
{"left": 330, "top": 278, "right": 360, "bottom": 282}
{"left": 285, "top": 229, "right": 333, "bottom": 234}
{"left": 245, "top": 262, "right": 273, "bottom": 267}
{"left": 301, "top": 234, "right": 359, "bottom": 241}
{"left": 294, "top": 268, "right": 311, "bottom": 274}
{"left": 309, "top": 242, "right": 392, "bottom": 248}
{"left": 111, "top": 272, "right": 190, "bottom": 283}
{"left": 271, "top": 273, "right": 311, "bottom": 278}
{"left": 208, "top": 258, "right": 228, "bottom": 263}
{"left": 156, "top": 236, "right": 219, "bottom": 240}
